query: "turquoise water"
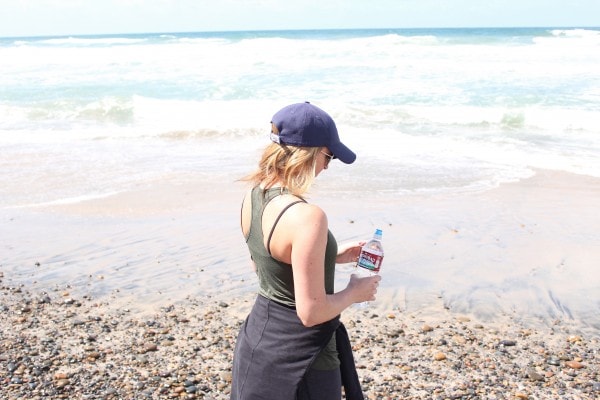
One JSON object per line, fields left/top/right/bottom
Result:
{"left": 1, "top": 27, "right": 599, "bottom": 207}
{"left": 1, "top": 28, "right": 599, "bottom": 336}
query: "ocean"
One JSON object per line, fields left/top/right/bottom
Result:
{"left": 1, "top": 28, "right": 600, "bottom": 336}
{"left": 1, "top": 27, "right": 599, "bottom": 208}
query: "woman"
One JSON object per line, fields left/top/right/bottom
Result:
{"left": 231, "top": 102, "right": 381, "bottom": 400}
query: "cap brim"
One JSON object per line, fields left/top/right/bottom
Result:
{"left": 330, "top": 141, "right": 356, "bottom": 164}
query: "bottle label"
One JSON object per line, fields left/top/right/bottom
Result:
{"left": 357, "top": 248, "right": 383, "bottom": 273}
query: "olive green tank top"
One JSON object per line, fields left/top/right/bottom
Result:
{"left": 244, "top": 186, "right": 339, "bottom": 370}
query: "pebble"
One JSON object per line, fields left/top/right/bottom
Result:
{"left": 1, "top": 280, "right": 598, "bottom": 400}
{"left": 567, "top": 335, "right": 582, "bottom": 343}
{"left": 143, "top": 343, "right": 158, "bottom": 353}
{"left": 55, "top": 378, "right": 70, "bottom": 388}
{"left": 565, "top": 360, "right": 584, "bottom": 369}
{"left": 547, "top": 355, "right": 561, "bottom": 366}
{"left": 525, "top": 368, "right": 545, "bottom": 382}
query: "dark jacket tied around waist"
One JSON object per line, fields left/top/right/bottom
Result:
{"left": 230, "top": 295, "right": 363, "bottom": 400}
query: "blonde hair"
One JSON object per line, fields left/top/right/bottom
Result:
{"left": 242, "top": 141, "right": 321, "bottom": 197}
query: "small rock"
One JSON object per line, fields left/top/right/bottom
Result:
{"left": 433, "top": 352, "right": 446, "bottom": 361}
{"left": 499, "top": 339, "right": 517, "bottom": 347}
{"left": 185, "top": 385, "right": 197, "bottom": 393}
{"left": 547, "top": 356, "right": 561, "bottom": 366}
{"left": 220, "top": 371, "right": 232, "bottom": 382}
{"left": 174, "top": 386, "right": 185, "bottom": 394}
{"left": 55, "top": 379, "right": 70, "bottom": 388}
{"left": 143, "top": 343, "right": 158, "bottom": 353}
{"left": 525, "top": 368, "right": 545, "bottom": 382}
{"left": 38, "top": 295, "right": 52, "bottom": 304}
{"left": 567, "top": 335, "right": 582, "bottom": 343}
{"left": 565, "top": 360, "right": 584, "bottom": 369}
{"left": 53, "top": 372, "right": 68, "bottom": 380}
{"left": 11, "top": 376, "right": 23, "bottom": 384}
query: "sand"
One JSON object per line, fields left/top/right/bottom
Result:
{"left": 1, "top": 168, "right": 599, "bottom": 398}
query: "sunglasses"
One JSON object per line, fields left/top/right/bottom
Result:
{"left": 321, "top": 151, "right": 334, "bottom": 165}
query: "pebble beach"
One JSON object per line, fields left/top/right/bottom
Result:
{"left": 1, "top": 270, "right": 598, "bottom": 400}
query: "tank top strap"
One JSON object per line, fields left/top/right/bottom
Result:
{"left": 247, "top": 186, "right": 306, "bottom": 255}
{"left": 266, "top": 200, "right": 305, "bottom": 256}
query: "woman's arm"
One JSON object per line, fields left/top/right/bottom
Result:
{"left": 288, "top": 205, "right": 380, "bottom": 327}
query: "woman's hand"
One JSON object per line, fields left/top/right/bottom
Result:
{"left": 347, "top": 273, "right": 381, "bottom": 303}
{"left": 336, "top": 241, "right": 366, "bottom": 264}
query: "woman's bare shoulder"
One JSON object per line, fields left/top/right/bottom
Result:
{"left": 262, "top": 194, "right": 326, "bottom": 229}
{"left": 283, "top": 201, "right": 327, "bottom": 231}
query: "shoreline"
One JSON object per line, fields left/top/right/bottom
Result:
{"left": 1, "top": 169, "right": 599, "bottom": 337}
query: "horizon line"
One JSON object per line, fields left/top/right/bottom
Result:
{"left": 2, "top": 25, "right": 599, "bottom": 40}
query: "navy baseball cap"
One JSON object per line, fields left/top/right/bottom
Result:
{"left": 270, "top": 102, "right": 356, "bottom": 164}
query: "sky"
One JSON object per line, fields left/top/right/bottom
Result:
{"left": 1, "top": 0, "right": 599, "bottom": 38}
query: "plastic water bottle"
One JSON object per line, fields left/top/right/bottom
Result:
{"left": 355, "top": 229, "right": 384, "bottom": 307}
